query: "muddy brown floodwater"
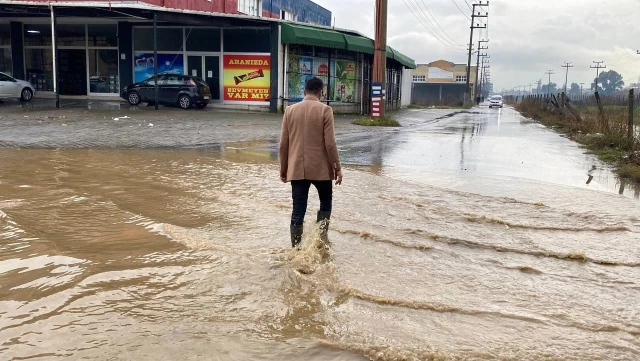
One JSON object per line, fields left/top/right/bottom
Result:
{"left": 0, "top": 106, "right": 639, "bottom": 360}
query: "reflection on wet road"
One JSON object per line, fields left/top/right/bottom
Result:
{"left": 340, "top": 106, "right": 639, "bottom": 199}
{"left": 0, "top": 106, "right": 639, "bottom": 360}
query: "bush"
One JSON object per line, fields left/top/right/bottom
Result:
{"left": 353, "top": 115, "right": 401, "bottom": 127}
{"left": 619, "top": 163, "right": 640, "bottom": 183}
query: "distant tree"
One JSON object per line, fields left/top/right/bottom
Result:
{"left": 591, "top": 70, "right": 624, "bottom": 95}
{"left": 569, "top": 82, "right": 581, "bottom": 97}
{"left": 541, "top": 82, "right": 558, "bottom": 95}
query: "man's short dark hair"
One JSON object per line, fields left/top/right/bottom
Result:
{"left": 305, "top": 77, "right": 324, "bottom": 94}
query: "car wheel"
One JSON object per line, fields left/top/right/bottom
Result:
{"left": 127, "top": 91, "right": 142, "bottom": 106}
{"left": 195, "top": 103, "right": 207, "bottom": 109}
{"left": 489, "top": 106, "right": 492, "bottom": 108}
{"left": 178, "top": 95, "right": 192, "bottom": 109}
{"left": 20, "top": 88, "right": 33, "bottom": 102}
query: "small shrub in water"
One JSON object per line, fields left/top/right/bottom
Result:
{"left": 353, "top": 115, "right": 400, "bottom": 127}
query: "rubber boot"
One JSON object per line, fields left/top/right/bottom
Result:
{"left": 317, "top": 211, "right": 331, "bottom": 243}
{"left": 290, "top": 225, "right": 303, "bottom": 248}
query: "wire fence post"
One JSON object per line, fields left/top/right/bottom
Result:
{"left": 629, "top": 88, "right": 635, "bottom": 140}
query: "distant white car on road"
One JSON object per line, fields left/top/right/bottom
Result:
{"left": 489, "top": 95, "right": 503, "bottom": 108}
{"left": 0, "top": 72, "right": 35, "bottom": 102}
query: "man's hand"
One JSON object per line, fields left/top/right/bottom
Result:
{"left": 335, "top": 170, "right": 343, "bottom": 185}
{"left": 280, "top": 175, "right": 287, "bottom": 183}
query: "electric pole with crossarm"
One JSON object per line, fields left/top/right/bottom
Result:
{"left": 545, "top": 69, "right": 554, "bottom": 96}
{"left": 562, "top": 62, "right": 573, "bottom": 94}
{"left": 464, "top": 1, "right": 489, "bottom": 106}
{"left": 591, "top": 61, "right": 606, "bottom": 92}
{"left": 475, "top": 39, "right": 489, "bottom": 103}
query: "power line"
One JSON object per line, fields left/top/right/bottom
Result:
{"left": 463, "top": 0, "right": 473, "bottom": 10}
{"left": 402, "top": 0, "right": 465, "bottom": 50}
{"left": 606, "top": 54, "right": 640, "bottom": 67}
{"left": 450, "top": 0, "right": 471, "bottom": 20}
{"left": 415, "top": 0, "right": 464, "bottom": 47}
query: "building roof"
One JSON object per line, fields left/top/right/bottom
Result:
{"left": 0, "top": 0, "right": 416, "bottom": 68}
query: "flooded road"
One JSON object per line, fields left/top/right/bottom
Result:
{"left": 1, "top": 106, "right": 639, "bottom": 360}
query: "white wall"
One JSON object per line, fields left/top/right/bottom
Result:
{"left": 401, "top": 68, "right": 412, "bottom": 107}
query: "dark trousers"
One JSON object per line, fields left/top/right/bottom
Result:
{"left": 291, "top": 180, "right": 332, "bottom": 226}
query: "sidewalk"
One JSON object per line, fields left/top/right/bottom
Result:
{"left": 0, "top": 98, "right": 452, "bottom": 149}
{"left": 0, "top": 98, "right": 363, "bottom": 149}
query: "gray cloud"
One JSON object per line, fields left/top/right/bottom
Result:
{"left": 313, "top": 0, "right": 640, "bottom": 90}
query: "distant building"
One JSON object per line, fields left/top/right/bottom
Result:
{"left": 484, "top": 82, "right": 494, "bottom": 97}
{"left": 410, "top": 60, "right": 478, "bottom": 105}
{"left": 262, "top": 0, "right": 332, "bottom": 26}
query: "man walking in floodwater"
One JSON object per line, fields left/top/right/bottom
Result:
{"left": 279, "top": 77, "right": 343, "bottom": 248}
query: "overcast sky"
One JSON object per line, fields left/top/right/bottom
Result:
{"left": 313, "top": 0, "right": 640, "bottom": 92}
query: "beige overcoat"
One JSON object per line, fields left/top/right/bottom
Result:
{"left": 279, "top": 95, "right": 341, "bottom": 181}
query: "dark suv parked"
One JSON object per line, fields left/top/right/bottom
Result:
{"left": 121, "top": 73, "right": 211, "bottom": 109}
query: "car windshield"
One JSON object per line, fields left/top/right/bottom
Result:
{"left": 491, "top": 96, "right": 502, "bottom": 101}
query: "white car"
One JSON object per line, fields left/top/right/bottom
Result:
{"left": 0, "top": 72, "right": 35, "bottom": 102}
{"left": 488, "top": 95, "right": 503, "bottom": 108}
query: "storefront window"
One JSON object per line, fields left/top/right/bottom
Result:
{"left": 0, "top": 24, "right": 10, "bottom": 46}
{"left": 287, "top": 49, "right": 359, "bottom": 103}
{"left": 0, "top": 48, "right": 12, "bottom": 75}
{"left": 24, "top": 24, "right": 52, "bottom": 46}
{"left": 89, "top": 49, "right": 119, "bottom": 93}
{"left": 134, "top": 27, "right": 183, "bottom": 51}
{"left": 186, "top": 28, "right": 220, "bottom": 52}
{"left": 57, "top": 24, "right": 86, "bottom": 46}
{"left": 223, "top": 29, "right": 270, "bottom": 53}
{"left": 88, "top": 24, "right": 117, "bottom": 47}
{"left": 336, "top": 49, "right": 357, "bottom": 61}
{"left": 315, "top": 47, "right": 334, "bottom": 59}
{"left": 25, "top": 48, "right": 54, "bottom": 91}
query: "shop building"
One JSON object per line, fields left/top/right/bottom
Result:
{"left": 410, "top": 60, "right": 478, "bottom": 105}
{"left": 0, "top": 1, "right": 414, "bottom": 114}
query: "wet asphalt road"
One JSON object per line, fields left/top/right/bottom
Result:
{"left": 0, "top": 98, "right": 637, "bottom": 198}
{"left": 2, "top": 99, "right": 640, "bottom": 361}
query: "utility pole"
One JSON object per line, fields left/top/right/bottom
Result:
{"left": 561, "top": 62, "right": 573, "bottom": 94}
{"left": 580, "top": 82, "right": 584, "bottom": 98}
{"left": 481, "top": 63, "right": 490, "bottom": 98}
{"left": 591, "top": 61, "right": 606, "bottom": 92}
{"left": 537, "top": 79, "right": 542, "bottom": 95}
{"left": 474, "top": 39, "right": 488, "bottom": 103}
{"left": 527, "top": 83, "right": 534, "bottom": 95}
{"left": 545, "top": 69, "right": 554, "bottom": 96}
{"left": 372, "top": 0, "right": 387, "bottom": 118}
{"left": 464, "top": 1, "right": 489, "bottom": 106}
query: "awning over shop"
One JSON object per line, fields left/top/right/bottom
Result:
{"left": 281, "top": 23, "right": 416, "bottom": 69}
{"left": 391, "top": 50, "right": 417, "bottom": 69}
{"left": 281, "top": 23, "right": 346, "bottom": 49}
{"left": 343, "top": 34, "right": 374, "bottom": 54}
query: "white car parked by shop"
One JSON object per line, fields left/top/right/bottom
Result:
{"left": 0, "top": 72, "right": 35, "bottom": 102}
